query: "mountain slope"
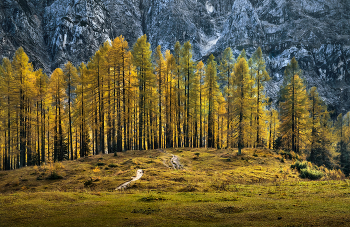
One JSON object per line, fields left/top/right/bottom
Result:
{"left": 0, "top": 0, "right": 349, "bottom": 115}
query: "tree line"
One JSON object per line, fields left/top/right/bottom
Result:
{"left": 0, "top": 35, "right": 349, "bottom": 175}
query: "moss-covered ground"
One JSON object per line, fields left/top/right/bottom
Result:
{"left": 0, "top": 148, "right": 349, "bottom": 226}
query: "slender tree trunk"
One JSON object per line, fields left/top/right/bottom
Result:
{"left": 194, "top": 111, "right": 198, "bottom": 148}
{"left": 107, "top": 67, "right": 112, "bottom": 154}
{"left": 186, "top": 59, "right": 190, "bottom": 147}
{"left": 20, "top": 70, "right": 25, "bottom": 167}
{"left": 238, "top": 70, "right": 244, "bottom": 155}
{"left": 54, "top": 94, "right": 58, "bottom": 161}
{"left": 292, "top": 75, "right": 295, "bottom": 152}
{"left": 166, "top": 71, "right": 170, "bottom": 148}
{"left": 58, "top": 100, "right": 64, "bottom": 161}
{"left": 47, "top": 108, "right": 50, "bottom": 161}
{"left": 117, "top": 66, "right": 122, "bottom": 152}
{"left": 269, "top": 110, "right": 272, "bottom": 149}
{"left": 177, "top": 67, "right": 181, "bottom": 148}
{"left": 41, "top": 100, "right": 45, "bottom": 164}
{"left": 81, "top": 73, "right": 85, "bottom": 157}
{"left": 169, "top": 73, "right": 173, "bottom": 148}
{"left": 112, "top": 65, "right": 117, "bottom": 154}
{"left": 75, "top": 129, "right": 78, "bottom": 159}
{"left": 256, "top": 78, "right": 260, "bottom": 147}
{"left": 37, "top": 101, "right": 40, "bottom": 165}
{"left": 94, "top": 90, "right": 99, "bottom": 155}
{"left": 98, "top": 62, "right": 105, "bottom": 154}
{"left": 200, "top": 81, "right": 203, "bottom": 148}
{"left": 122, "top": 52, "right": 127, "bottom": 151}
{"left": 158, "top": 64, "right": 162, "bottom": 149}
{"left": 139, "top": 67, "right": 144, "bottom": 150}
{"left": 68, "top": 74, "right": 73, "bottom": 160}
{"left": 126, "top": 70, "right": 131, "bottom": 151}
{"left": 227, "top": 67, "right": 230, "bottom": 148}
{"left": 7, "top": 82, "right": 11, "bottom": 170}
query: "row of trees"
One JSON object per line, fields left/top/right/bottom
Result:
{"left": 0, "top": 35, "right": 349, "bottom": 175}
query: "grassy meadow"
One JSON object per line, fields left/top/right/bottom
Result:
{"left": 0, "top": 148, "right": 349, "bottom": 226}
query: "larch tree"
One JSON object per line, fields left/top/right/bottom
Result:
{"left": 279, "top": 61, "right": 309, "bottom": 153}
{"left": 279, "top": 57, "right": 301, "bottom": 151}
{"left": 89, "top": 43, "right": 109, "bottom": 154}
{"left": 190, "top": 61, "right": 203, "bottom": 148}
{"left": 252, "top": 47, "right": 270, "bottom": 147}
{"left": 164, "top": 50, "right": 176, "bottom": 148}
{"left": 218, "top": 47, "right": 235, "bottom": 148}
{"left": 76, "top": 62, "right": 91, "bottom": 158}
{"left": 49, "top": 68, "right": 67, "bottom": 162}
{"left": 267, "top": 107, "right": 280, "bottom": 150}
{"left": 132, "top": 34, "right": 154, "bottom": 150}
{"left": 154, "top": 45, "right": 166, "bottom": 149}
{"left": 114, "top": 37, "right": 129, "bottom": 152}
{"left": 63, "top": 61, "right": 78, "bottom": 160}
{"left": 180, "top": 41, "right": 195, "bottom": 147}
{"left": 205, "top": 54, "right": 219, "bottom": 148}
{"left": 336, "top": 113, "right": 350, "bottom": 175}
{"left": 12, "top": 47, "right": 33, "bottom": 167}
{"left": 196, "top": 61, "right": 205, "bottom": 148}
{"left": 34, "top": 69, "right": 48, "bottom": 164}
{"left": 233, "top": 55, "right": 253, "bottom": 155}
{"left": 174, "top": 41, "right": 182, "bottom": 147}
{"left": 0, "top": 58, "right": 15, "bottom": 170}
{"left": 247, "top": 58, "right": 257, "bottom": 148}
{"left": 308, "top": 87, "right": 333, "bottom": 168}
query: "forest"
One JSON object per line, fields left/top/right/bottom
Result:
{"left": 0, "top": 34, "right": 349, "bottom": 176}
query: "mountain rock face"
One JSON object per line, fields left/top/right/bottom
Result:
{"left": 0, "top": 0, "right": 349, "bottom": 115}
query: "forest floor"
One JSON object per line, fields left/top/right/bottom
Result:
{"left": 0, "top": 148, "right": 350, "bottom": 227}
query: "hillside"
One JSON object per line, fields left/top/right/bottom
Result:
{"left": 0, "top": 148, "right": 304, "bottom": 193}
{"left": 1, "top": 148, "right": 349, "bottom": 226}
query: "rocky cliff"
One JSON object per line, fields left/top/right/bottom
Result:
{"left": 0, "top": 0, "right": 349, "bottom": 115}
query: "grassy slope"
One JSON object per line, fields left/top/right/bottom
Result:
{"left": 0, "top": 148, "right": 349, "bottom": 227}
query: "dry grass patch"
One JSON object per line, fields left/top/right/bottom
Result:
{"left": 0, "top": 148, "right": 349, "bottom": 226}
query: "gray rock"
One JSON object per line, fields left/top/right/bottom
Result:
{"left": 0, "top": 0, "right": 349, "bottom": 116}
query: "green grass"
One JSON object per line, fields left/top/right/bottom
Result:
{"left": 0, "top": 148, "right": 349, "bottom": 226}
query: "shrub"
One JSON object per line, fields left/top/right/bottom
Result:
{"left": 193, "top": 152, "right": 200, "bottom": 160}
{"left": 279, "top": 150, "right": 299, "bottom": 160}
{"left": 300, "top": 168, "right": 324, "bottom": 180}
{"left": 84, "top": 178, "right": 93, "bottom": 187}
{"left": 139, "top": 195, "right": 166, "bottom": 202}
{"left": 319, "top": 166, "right": 346, "bottom": 180}
{"left": 46, "top": 172, "right": 63, "bottom": 180}
{"left": 54, "top": 162, "right": 65, "bottom": 170}
{"left": 291, "top": 161, "right": 307, "bottom": 171}
{"left": 178, "top": 185, "right": 196, "bottom": 192}
{"left": 108, "top": 163, "right": 118, "bottom": 168}
{"left": 308, "top": 147, "right": 333, "bottom": 169}
{"left": 97, "top": 162, "right": 105, "bottom": 166}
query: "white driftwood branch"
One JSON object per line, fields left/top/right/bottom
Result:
{"left": 171, "top": 155, "right": 182, "bottom": 170}
{"left": 116, "top": 169, "right": 144, "bottom": 190}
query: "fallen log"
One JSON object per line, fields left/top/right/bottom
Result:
{"left": 116, "top": 169, "right": 144, "bottom": 190}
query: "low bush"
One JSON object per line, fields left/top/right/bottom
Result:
{"left": 139, "top": 195, "right": 166, "bottom": 202}
{"left": 178, "top": 185, "right": 196, "bottom": 192}
{"left": 300, "top": 168, "right": 324, "bottom": 180}
{"left": 291, "top": 161, "right": 308, "bottom": 171}
{"left": 279, "top": 150, "right": 299, "bottom": 160}
{"left": 96, "top": 162, "right": 105, "bottom": 166}
{"left": 108, "top": 163, "right": 118, "bottom": 168}
{"left": 46, "top": 172, "right": 63, "bottom": 180}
